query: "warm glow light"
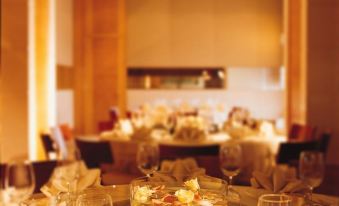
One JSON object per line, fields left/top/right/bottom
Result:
{"left": 28, "top": 0, "right": 37, "bottom": 160}
{"left": 48, "top": 0, "right": 57, "bottom": 128}
{"left": 28, "top": 0, "right": 57, "bottom": 160}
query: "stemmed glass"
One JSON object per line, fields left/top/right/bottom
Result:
{"left": 257, "top": 194, "right": 292, "bottom": 206}
{"left": 136, "top": 142, "right": 159, "bottom": 177}
{"left": 76, "top": 193, "right": 112, "bottom": 206}
{"left": 299, "top": 151, "right": 324, "bottom": 200}
{"left": 55, "top": 145, "right": 82, "bottom": 205}
{"left": 219, "top": 142, "right": 242, "bottom": 198}
{"left": 4, "top": 160, "right": 35, "bottom": 205}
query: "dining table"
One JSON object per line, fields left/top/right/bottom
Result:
{"left": 24, "top": 184, "right": 339, "bottom": 206}
{"left": 77, "top": 132, "right": 286, "bottom": 181}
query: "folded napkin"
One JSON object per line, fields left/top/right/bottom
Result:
{"left": 41, "top": 161, "right": 101, "bottom": 197}
{"left": 250, "top": 165, "right": 307, "bottom": 193}
{"left": 130, "top": 125, "right": 153, "bottom": 141}
{"left": 150, "top": 158, "right": 206, "bottom": 182}
{"left": 174, "top": 117, "right": 207, "bottom": 142}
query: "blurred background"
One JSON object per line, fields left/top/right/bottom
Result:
{"left": 0, "top": 0, "right": 338, "bottom": 196}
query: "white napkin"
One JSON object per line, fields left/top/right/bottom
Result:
{"left": 250, "top": 165, "right": 307, "bottom": 193}
{"left": 41, "top": 161, "right": 101, "bottom": 197}
{"left": 174, "top": 117, "right": 207, "bottom": 142}
{"left": 150, "top": 158, "right": 206, "bottom": 182}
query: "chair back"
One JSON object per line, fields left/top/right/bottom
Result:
{"left": 316, "top": 132, "right": 331, "bottom": 154}
{"left": 276, "top": 141, "right": 318, "bottom": 164}
{"left": 75, "top": 139, "right": 114, "bottom": 168}
{"left": 0, "top": 163, "right": 6, "bottom": 189}
{"left": 32, "top": 161, "right": 57, "bottom": 193}
{"left": 98, "top": 121, "right": 115, "bottom": 132}
{"left": 50, "top": 127, "right": 68, "bottom": 159}
{"left": 40, "top": 133, "right": 56, "bottom": 159}
{"left": 159, "top": 144, "right": 219, "bottom": 160}
{"left": 159, "top": 144, "right": 220, "bottom": 178}
{"left": 288, "top": 123, "right": 317, "bottom": 142}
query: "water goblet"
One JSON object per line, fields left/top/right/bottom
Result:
{"left": 258, "top": 194, "right": 292, "bottom": 206}
{"left": 5, "top": 160, "right": 35, "bottom": 205}
{"left": 299, "top": 151, "right": 324, "bottom": 200}
{"left": 136, "top": 142, "right": 159, "bottom": 176}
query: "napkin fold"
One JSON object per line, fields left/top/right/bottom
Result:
{"left": 250, "top": 164, "right": 307, "bottom": 193}
{"left": 41, "top": 161, "right": 101, "bottom": 197}
{"left": 174, "top": 117, "right": 207, "bottom": 142}
{"left": 150, "top": 158, "right": 206, "bottom": 182}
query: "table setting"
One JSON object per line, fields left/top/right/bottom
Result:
{"left": 1, "top": 139, "right": 337, "bottom": 206}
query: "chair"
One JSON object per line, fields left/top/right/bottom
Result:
{"left": 75, "top": 139, "right": 114, "bottom": 168}
{"left": 98, "top": 121, "right": 115, "bottom": 132}
{"left": 276, "top": 132, "right": 330, "bottom": 165}
{"left": 159, "top": 144, "right": 219, "bottom": 160}
{"left": 40, "top": 133, "right": 56, "bottom": 159}
{"left": 288, "top": 123, "right": 317, "bottom": 142}
{"left": 0, "top": 163, "right": 6, "bottom": 189}
{"left": 59, "top": 124, "right": 74, "bottom": 140}
{"left": 32, "top": 161, "right": 57, "bottom": 193}
{"left": 316, "top": 132, "right": 331, "bottom": 154}
{"left": 276, "top": 141, "right": 318, "bottom": 165}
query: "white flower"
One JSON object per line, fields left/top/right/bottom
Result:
{"left": 175, "top": 189, "right": 195, "bottom": 204}
{"left": 133, "top": 186, "right": 154, "bottom": 204}
{"left": 184, "top": 178, "right": 200, "bottom": 192}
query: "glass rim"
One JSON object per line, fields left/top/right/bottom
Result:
{"left": 258, "top": 194, "right": 292, "bottom": 203}
{"left": 77, "top": 192, "right": 112, "bottom": 201}
{"left": 130, "top": 174, "right": 227, "bottom": 184}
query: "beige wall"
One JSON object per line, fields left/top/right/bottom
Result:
{"left": 127, "top": 0, "right": 283, "bottom": 67}
{"left": 56, "top": 0, "right": 73, "bottom": 66}
{"left": 0, "top": 0, "right": 29, "bottom": 161}
{"left": 306, "top": 0, "right": 339, "bottom": 164}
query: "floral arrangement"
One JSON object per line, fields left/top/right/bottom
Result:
{"left": 131, "top": 178, "right": 224, "bottom": 206}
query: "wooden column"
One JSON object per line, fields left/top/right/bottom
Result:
{"left": 74, "top": 0, "right": 126, "bottom": 134}
{"left": 34, "top": 0, "right": 56, "bottom": 160}
{"left": 285, "top": 0, "right": 308, "bottom": 129}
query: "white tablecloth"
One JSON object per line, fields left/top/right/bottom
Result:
{"left": 78, "top": 132, "right": 286, "bottom": 179}
{"left": 25, "top": 185, "right": 339, "bottom": 206}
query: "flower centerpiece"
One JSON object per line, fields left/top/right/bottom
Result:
{"left": 130, "top": 177, "right": 226, "bottom": 206}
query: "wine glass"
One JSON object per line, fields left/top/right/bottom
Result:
{"left": 76, "top": 193, "right": 112, "bottom": 206}
{"left": 299, "top": 151, "right": 324, "bottom": 200}
{"left": 4, "top": 160, "right": 35, "bottom": 205}
{"left": 219, "top": 142, "right": 242, "bottom": 196}
{"left": 257, "top": 194, "right": 292, "bottom": 206}
{"left": 136, "top": 142, "right": 159, "bottom": 176}
{"left": 55, "top": 145, "right": 82, "bottom": 205}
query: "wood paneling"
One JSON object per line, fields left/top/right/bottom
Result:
{"left": 286, "top": 0, "right": 307, "bottom": 129}
{"left": 57, "top": 65, "right": 74, "bottom": 90}
{"left": 0, "top": 0, "right": 29, "bottom": 161}
{"left": 74, "top": 0, "right": 126, "bottom": 134}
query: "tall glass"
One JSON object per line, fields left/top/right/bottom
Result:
{"left": 257, "top": 194, "right": 292, "bottom": 206}
{"left": 299, "top": 151, "right": 324, "bottom": 200}
{"left": 4, "top": 160, "right": 35, "bottom": 205}
{"left": 136, "top": 142, "right": 159, "bottom": 176}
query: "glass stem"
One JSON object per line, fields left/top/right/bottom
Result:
{"left": 308, "top": 187, "right": 314, "bottom": 201}
{"left": 227, "top": 176, "right": 233, "bottom": 195}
